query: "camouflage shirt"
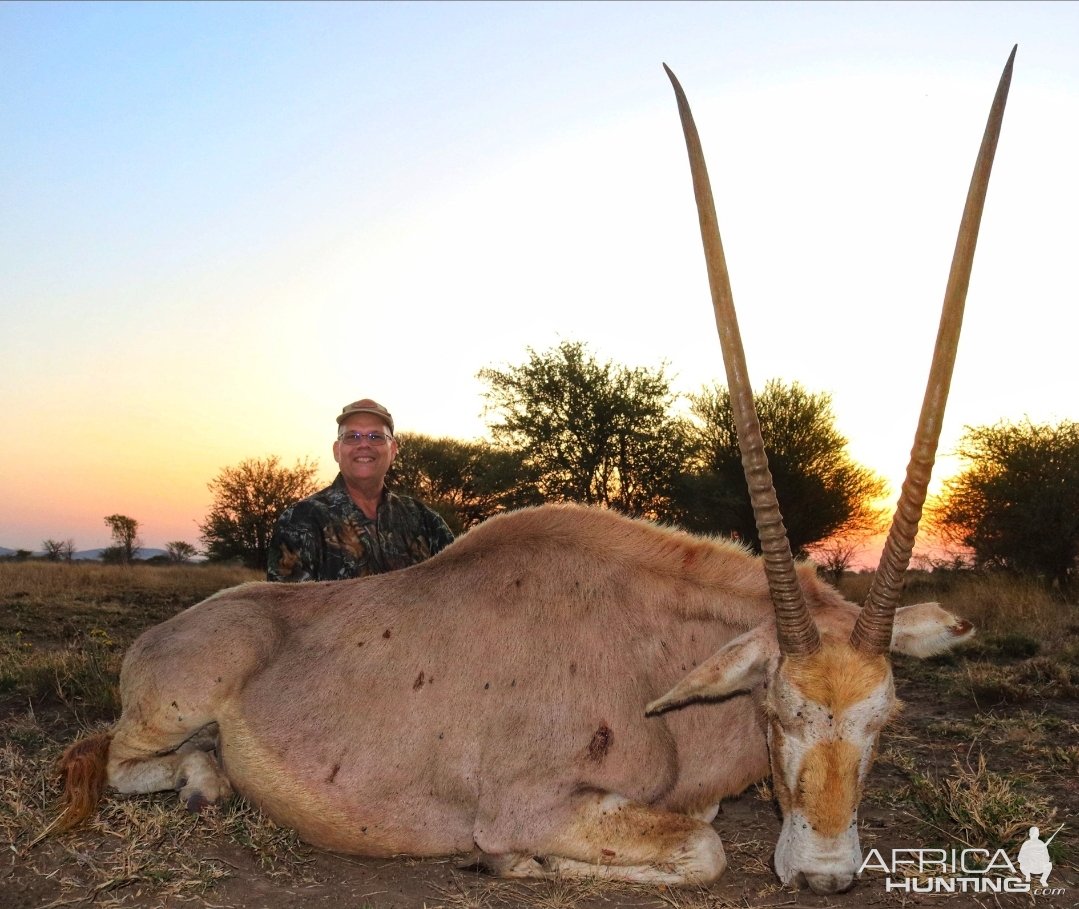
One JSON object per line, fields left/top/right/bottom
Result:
{"left": 266, "top": 474, "right": 454, "bottom": 582}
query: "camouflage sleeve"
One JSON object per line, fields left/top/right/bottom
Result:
{"left": 266, "top": 505, "right": 322, "bottom": 582}
{"left": 423, "top": 505, "right": 455, "bottom": 555}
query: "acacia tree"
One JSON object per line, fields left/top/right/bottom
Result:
{"left": 165, "top": 541, "right": 199, "bottom": 563}
{"left": 808, "top": 532, "right": 876, "bottom": 583}
{"left": 41, "top": 539, "right": 75, "bottom": 561}
{"left": 199, "top": 457, "right": 319, "bottom": 569}
{"left": 103, "top": 514, "right": 141, "bottom": 564}
{"left": 389, "top": 433, "right": 539, "bottom": 535}
{"left": 934, "top": 419, "right": 1079, "bottom": 589}
{"left": 478, "top": 341, "right": 687, "bottom": 519}
{"left": 677, "top": 380, "right": 886, "bottom": 557}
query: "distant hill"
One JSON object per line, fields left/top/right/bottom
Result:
{"left": 0, "top": 547, "right": 169, "bottom": 561}
{"left": 72, "top": 548, "right": 170, "bottom": 561}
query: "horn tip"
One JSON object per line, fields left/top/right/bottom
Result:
{"left": 1004, "top": 45, "right": 1017, "bottom": 76}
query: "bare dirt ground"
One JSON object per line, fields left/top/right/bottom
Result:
{"left": 2, "top": 565, "right": 1077, "bottom": 909}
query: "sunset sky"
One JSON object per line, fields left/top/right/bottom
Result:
{"left": 2, "top": 1, "right": 1077, "bottom": 556}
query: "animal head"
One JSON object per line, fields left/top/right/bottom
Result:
{"left": 648, "top": 602, "right": 974, "bottom": 892}
{"left": 649, "top": 50, "right": 1014, "bottom": 894}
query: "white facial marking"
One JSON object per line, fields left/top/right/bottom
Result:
{"left": 768, "top": 649, "right": 895, "bottom": 894}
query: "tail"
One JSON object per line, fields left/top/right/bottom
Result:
{"left": 50, "top": 732, "right": 113, "bottom": 834}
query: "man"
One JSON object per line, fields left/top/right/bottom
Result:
{"left": 267, "top": 398, "right": 454, "bottom": 582}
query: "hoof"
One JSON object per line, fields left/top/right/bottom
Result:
{"left": 184, "top": 792, "right": 211, "bottom": 813}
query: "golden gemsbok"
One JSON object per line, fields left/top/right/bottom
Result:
{"left": 56, "top": 49, "right": 1014, "bottom": 894}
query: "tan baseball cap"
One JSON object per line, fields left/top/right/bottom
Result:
{"left": 336, "top": 398, "right": 394, "bottom": 434}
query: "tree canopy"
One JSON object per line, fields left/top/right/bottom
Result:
{"left": 41, "top": 539, "right": 75, "bottom": 561}
{"left": 478, "top": 340, "right": 686, "bottom": 519}
{"left": 677, "top": 380, "right": 886, "bottom": 557}
{"left": 199, "top": 457, "right": 319, "bottom": 569}
{"left": 103, "top": 514, "right": 141, "bottom": 564}
{"left": 934, "top": 419, "right": 1079, "bottom": 588}
{"left": 165, "top": 541, "right": 199, "bottom": 563}
{"left": 389, "top": 433, "right": 540, "bottom": 535}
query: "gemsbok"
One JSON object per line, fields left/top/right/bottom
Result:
{"left": 56, "top": 49, "right": 1014, "bottom": 894}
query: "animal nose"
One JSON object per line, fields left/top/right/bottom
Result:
{"left": 802, "top": 871, "right": 855, "bottom": 894}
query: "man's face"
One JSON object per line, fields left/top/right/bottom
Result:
{"left": 333, "top": 413, "right": 398, "bottom": 488}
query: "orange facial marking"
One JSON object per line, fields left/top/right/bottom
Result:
{"left": 799, "top": 739, "right": 861, "bottom": 836}
{"left": 785, "top": 641, "right": 889, "bottom": 716}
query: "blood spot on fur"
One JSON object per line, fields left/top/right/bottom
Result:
{"left": 587, "top": 723, "right": 613, "bottom": 762}
{"left": 383, "top": 629, "right": 392, "bottom": 639}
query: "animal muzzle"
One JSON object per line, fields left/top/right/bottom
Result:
{"left": 799, "top": 869, "right": 856, "bottom": 895}
{"left": 774, "top": 814, "right": 861, "bottom": 895}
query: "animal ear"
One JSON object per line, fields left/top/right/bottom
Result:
{"left": 646, "top": 625, "right": 776, "bottom": 716}
{"left": 891, "top": 602, "right": 975, "bottom": 658}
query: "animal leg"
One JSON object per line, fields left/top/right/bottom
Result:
{"left": 484, "top": 790, "right": 726, "bottom": 885}
{"left": 107, "top": 720, "right": 232, "bottom": 811}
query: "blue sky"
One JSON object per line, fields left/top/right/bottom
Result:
{"left": 2, "top": 1, "right": 1076, "bottom": 552}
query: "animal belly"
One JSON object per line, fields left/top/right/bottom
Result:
{"left": 217, "top": 712, "right": 477, "bottom": 857}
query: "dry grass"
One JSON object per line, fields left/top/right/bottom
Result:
{"left": 899, "top": 751, "right": 1053, "bottom": 852}
{"left": 647, "top": 885, "right": 743, "bottom": 908}
{"left": 0, "top": 559, "right": 259, "bottom": 600}
{"left": 1, "top": 560, "right": 272, "bottom": 905}
{"left": 2, "top": 722, "right": 318, "bottom": 906}
{"left": 507, "top": 876, "right": 609, "bottom": 909}
{"left": 923, "top": 709, "right": 1065, "bottom": 743}
{"left": 838, "top": 570, "right": 1075, "bottom": 641}
{"left": 916, "top": 572, "right": 1074, "bottom": 643}
{"left": 0, "top": 632, "right": 122, "bottom": 720}
{"left": 424, "top": 873, "right": 746, "bottom": 909}
{"left": 0, "top": 560, "right": 260, "bottom": 649}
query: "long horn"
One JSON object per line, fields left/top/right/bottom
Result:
{"left": 666, "top": 64, "right": 819, "bottom": 658}
{"left": 851, "top": 47, "right": 1016, "bottom": 655}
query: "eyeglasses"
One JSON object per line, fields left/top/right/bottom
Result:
{"left": 338, "top": 431, "right": 393, "bottom": 446}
